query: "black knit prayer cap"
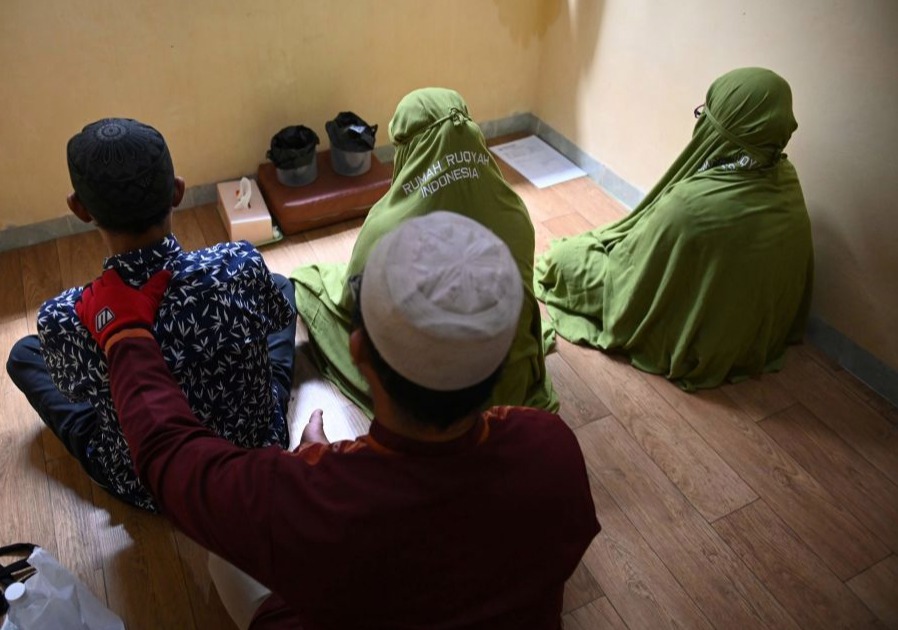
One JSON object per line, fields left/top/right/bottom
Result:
{"left": 67, "top": 118, "right": 175, "bottom": 233}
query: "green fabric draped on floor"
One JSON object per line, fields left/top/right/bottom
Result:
{"left": 535, "top": 67, "right": 814, "bottom": 391}
{"left": 292, "top": 87, "right": 557, "bottom": 416}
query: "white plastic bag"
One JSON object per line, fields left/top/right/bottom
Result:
{"left": 1, "top": 546, "right": 123, "bottom": 630}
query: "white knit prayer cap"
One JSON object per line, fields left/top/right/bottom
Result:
{"left": 360, "top": 211, "right": 523, "bottom": 391}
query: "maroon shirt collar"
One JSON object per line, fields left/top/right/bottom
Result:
{"left": 367, "top": 414, "right": 488, "bottom": 456}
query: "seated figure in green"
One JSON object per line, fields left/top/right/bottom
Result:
{"left": 293, "top": 87, "right": 557, "bottom": 415}
{"left": 535, "top": 67, "right": 814, "bottom": 390}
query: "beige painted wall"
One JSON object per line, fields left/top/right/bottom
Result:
{"left": 3, "top": 0, "right": 894, "bottom": 371}
{"left": 0, "top": 0, "right": 547, "bottom": 229}
{"left": 536, "top": 0, "right": 898, "bottom": 370}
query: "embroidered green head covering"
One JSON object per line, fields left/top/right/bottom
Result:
{"left": 342, "top": 88, "right": 540, "bottom": 285}
{"left": 293, "top": 87, "right": 557, "bottom": 415}
{"left": 535, "top": 68, "right": 814, "bottom": 389}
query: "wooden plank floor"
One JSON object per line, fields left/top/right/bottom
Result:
{"left": 1, "top": 162, "right": 897, "bottom": 628}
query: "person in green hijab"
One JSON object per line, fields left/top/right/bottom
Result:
{"left": 535, "top": 67, "right": 814, "bottom": 391}
{"left": 292, "top": 87, "right": 557, "bottom": 415}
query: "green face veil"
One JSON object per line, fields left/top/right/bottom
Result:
{"left": 292, "top": 87, "right": 557, "bottom": 415}
{"left": 535, "top": 67, "right": 814, "bottom": 390}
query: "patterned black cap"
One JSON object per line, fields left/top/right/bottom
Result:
{"left": 67, "top": 118, "right": 175, "bottom": 231}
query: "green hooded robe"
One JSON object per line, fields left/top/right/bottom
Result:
{"left": 535, "top": 67, "right": 814, "bottom": 390}
{"left": 292, "top": 87, "right": 557, "bottom": 415}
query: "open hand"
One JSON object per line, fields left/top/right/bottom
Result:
{"left": 75, "top": 268, "right": 172, "bottom": 351}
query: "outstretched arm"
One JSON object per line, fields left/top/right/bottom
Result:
{"left": 75, "top": 268, "right": 283, "bottom": 584}
{"left": 105, "top": 335, "right": 281, "bottom": 581}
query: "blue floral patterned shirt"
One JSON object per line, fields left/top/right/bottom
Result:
{"left": 38, "top": 235, "right": 293, "bottom": 511}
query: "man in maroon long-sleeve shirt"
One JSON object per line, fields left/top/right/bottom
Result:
{"left": 76, "top": 211, "right": 600, "bottom": 629}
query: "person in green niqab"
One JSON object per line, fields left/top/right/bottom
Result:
{"left": 292, "top": 87, "right": 557, "bottom": 415}
{"left": 535, "top": 67, "right": 814, "bottom": 390}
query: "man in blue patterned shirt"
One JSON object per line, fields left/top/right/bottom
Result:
{"left": 6, "top": 118, "right": 296, "bottom": 511}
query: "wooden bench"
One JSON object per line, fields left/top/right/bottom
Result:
{"left": 257, "top": 150, "right": 392, "bottom": 235}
